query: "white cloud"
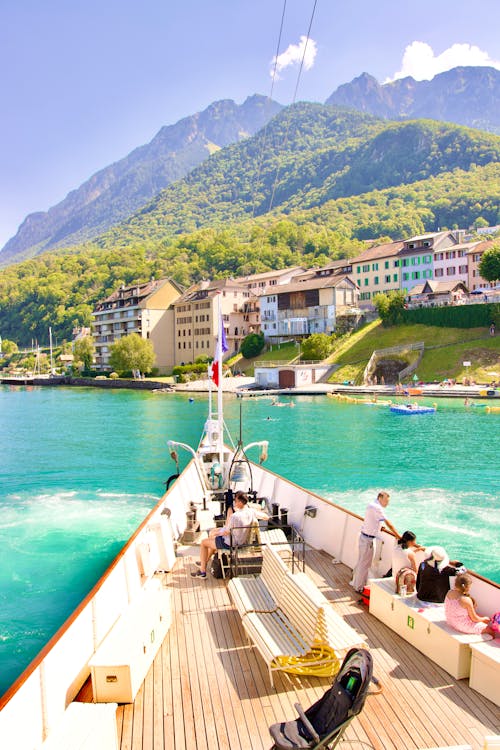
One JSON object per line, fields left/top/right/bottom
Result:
{"left": 270, "top": 35, "right": 318, "bottom": 79}
{"left": 386, "top": 41, "right": 500, "bottom": 82}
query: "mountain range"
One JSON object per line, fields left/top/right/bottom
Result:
{"left": 0, "top": 95, "right": 282, "bottom": 265}
{"left": 1, "top": 65, "right": 500, "bottom": 266}
{"left": 326, "top": 66, "right": 500, "bottom": 133}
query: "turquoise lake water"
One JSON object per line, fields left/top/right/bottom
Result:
{"left": 0, "top": 384, "right": 499, "bottom": 696}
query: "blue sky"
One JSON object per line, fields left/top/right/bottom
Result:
{"left": 1, "top": 0, "right": 499, "bottom": 251}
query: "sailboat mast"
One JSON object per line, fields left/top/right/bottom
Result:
{"left": 49, "top": 327, "right": 54, "bottom": 375}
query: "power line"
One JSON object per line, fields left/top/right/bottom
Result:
{"left": 268, "top": 0, "right": 318, "bottom": 213}
{"left": 250, "top": 0, "right": 288, "bottom": 219}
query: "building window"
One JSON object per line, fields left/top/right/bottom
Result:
{"left": 364, "top": 278, "right": 369, "bottom": 286}
{"left": 435, "top": 268, "right": 444, "bottom": 277}
{"left": 384, "top": 261, "right": 389, "bottom": 269}
{"left": 356, "top": 266, "right": 361, "bottom": 274}
{"left": 374, "top": 276, "right": 379, "bottom": 285}
{"left": 384, "top": 275, "right": 391, "bottom": 283}
{"left": 423, "top": 270, "right": 433, "bottom": 279}
{"left": 423, "top": 254, "right": 432, "bottom": 264}
{"left": 459, "top": 265, "right": 468, "bottom": 274}
{"left": 394, "top": 260, "right": 400, "bottom": 267}
{"left": 372, "top": 262, "right": 378, "bottom": 271}
{"left": 402, "top": 272, "right": 409, "bottom": 281}
{"left": 446, "top": 267, "right": 455, "bottom": 276}
{"left": 362, "top": 264, "right": 370, "bottom": 272}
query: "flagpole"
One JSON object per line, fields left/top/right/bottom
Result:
{"left": 217, "top": 294, "right": 224, "bottom": 471}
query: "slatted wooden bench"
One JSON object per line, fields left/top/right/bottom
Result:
{"left": 227, "top": 543, "right": 288, "bottom": 616}
{"left": 228, "top": 545, "right": 366, "bottom": 687}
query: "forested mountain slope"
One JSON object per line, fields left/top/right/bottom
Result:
{"left": 1, "top": 161, "right": 499, "bottom": 347}
{"left": 100, "top": 103, "right": 500, "bottom": 248}
{"left": 0, "top": 95, "right": 282, "bottom": 264}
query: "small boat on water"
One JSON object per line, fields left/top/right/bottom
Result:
{"left": 390, "top": 404, "right": 437, "bottom": 415}
{"left": 1, "top": 322, "right": 499, "bottom": 749}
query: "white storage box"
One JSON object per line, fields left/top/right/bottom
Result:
{"left": 369, "top": 578, "right": 491, "bottom": 680}
{"left": 89, "top": 583, "right": 172, "bottom": 703}
{"left": 469, "top": 640, "right": 500, "bottom": 707}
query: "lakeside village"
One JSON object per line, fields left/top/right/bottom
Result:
{"left": 1, "top": 229, "right": 499, "bottom": 386}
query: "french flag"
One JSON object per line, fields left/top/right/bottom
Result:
{"left": 209, "top": 316, "right": 228, "bottom": 387}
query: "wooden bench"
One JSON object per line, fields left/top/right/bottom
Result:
{"left": 469, "top": 639, "right": 500, "bottom": 707}
{"left": 369, "top": 578, "right": 492, "bottom": 680}
{"left": 40, "top": 702, "right": 118, "bottom": 749}
{"left": 228, "top": 545, "right": 366, "bottom": 687}
{"left": 227, "top": 543, "right": 288, "bottom": 616}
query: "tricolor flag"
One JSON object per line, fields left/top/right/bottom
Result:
{"left": 209, "top": 316, "right": 228, "bottom": 387}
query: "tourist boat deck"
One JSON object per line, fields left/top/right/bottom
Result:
{"left": 87, "top": 547, "right": 500, "bottom": 750}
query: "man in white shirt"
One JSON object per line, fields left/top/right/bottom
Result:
{"left": 350, "top": 491, "right": 399, "bottom": 594}
{"left": 191, "top": 492, "right": 256, "bottom": 579}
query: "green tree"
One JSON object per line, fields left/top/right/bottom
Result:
{"left": 109, "top": 334, "right": 156, "bottom": 376}
{"left": 300, "top": 333, "right": 332, "bottom": 361}
{"left": 374, "top": 290, "right": 406, "bottom": 326}
{"left": 73, "top": 336, "right": 95, "bottom": 372}
{"left": 479, "top": 246, "right": 500, "bottom": 283}
{"left": 240, "top": 332, "right": 265, "bottom": 358}
{"left": 1, "top": 339, "right": 18, "bottom": 355}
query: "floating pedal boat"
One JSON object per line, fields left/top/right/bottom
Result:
{"left": 390, "top": 404, "right": 436, "bottom": 415}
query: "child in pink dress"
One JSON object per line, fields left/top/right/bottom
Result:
{"left": 444, "top": 573, "right": 497, "bottom": 636}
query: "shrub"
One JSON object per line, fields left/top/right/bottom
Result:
{"left": 300, "top": 333, "right": 333, "bottom": 361}
{"left": 240, "top": 332, "right": 265, "bottom": 358}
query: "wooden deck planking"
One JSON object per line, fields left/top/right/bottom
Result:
{"left": 114, "top": 549, "right": 500, "bottom": 750}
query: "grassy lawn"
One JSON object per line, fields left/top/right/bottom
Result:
{"left": 329, "top": 321, "right": 500, "bottom": 384}
{"left": 238, "top": 341, "right": 300, "bottom": 375}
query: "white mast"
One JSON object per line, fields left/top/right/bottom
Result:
{"left": 216, "top": 293, "right": 224, "bottom": 471}
{"left": 49, "top": 327, "right": 54, "bottom": 375}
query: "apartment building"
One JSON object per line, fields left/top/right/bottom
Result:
{"left": 173, "top": 279, "right": 258, "bottom": 366}
{"left": 234, "top": 266, "right": 305, "bottom": 293}
{"left": 92, "top": 278, "right": 183, "bottom": 372}
{"left": 350, "top": 241, "right": 404, "bottom": 306}
{"left": 292, "top": 259, "right": 354, "bottom": 282}
{"left": 260, "top": 275, "right": 359, "bottom": 341}
{"left": 467, "top": 239, "right": 497, "bottom": 291}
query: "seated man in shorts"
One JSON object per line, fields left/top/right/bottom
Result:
{"left": 191, "top": 492, "right": 255, "bottom": 579}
